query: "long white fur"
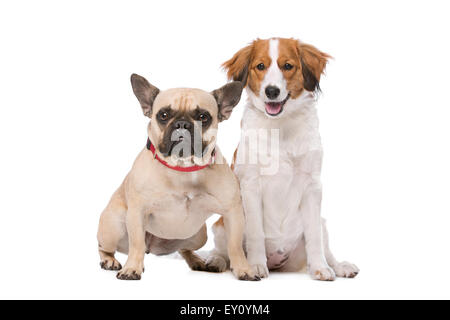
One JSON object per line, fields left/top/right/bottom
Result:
{"left": 209, "top": 39, "right": 359, "bottom": 280}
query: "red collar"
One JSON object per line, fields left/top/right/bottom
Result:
{"left": 146, "top": 138, "right": 214, "bottom": 172}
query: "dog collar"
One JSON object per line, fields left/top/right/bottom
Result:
{"left": 146, "top": 138, "right": 214, "bottom": 172}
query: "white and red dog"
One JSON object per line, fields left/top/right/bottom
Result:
{"left": 205, "top": 38, "right": 359, "bottom": 280}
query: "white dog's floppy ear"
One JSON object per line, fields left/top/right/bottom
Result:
{"left": 212, "top": 81, "right": 244, "bottom": 121}
{"left": 222, "top": 42, "right": 253, "bottom": 86}
{"left": 296, "top": 42, "right": 331, "bottom": 92}
{"left": 130, "top": 73, "right": 160, "bottom": 117}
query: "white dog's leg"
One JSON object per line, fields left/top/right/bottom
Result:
{"left": 322, "top": 218, "right": 359, "bottom": 278}
{"left": 301, "top": 183, "right": 335, "bottom": 281}
{"left": 240, "top": 179, "right": 269, "bottom": 278}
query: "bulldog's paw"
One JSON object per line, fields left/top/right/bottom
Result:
{"left": 205, "top": 255, "right": 228, "bottom": 273}
{"left": 231, "top": 264, "right": 261, "bottom": 281}
{"left": 116, "top": 263, "right": 144, "bottom": 280}
{"left": 100, "top": 257, "right": 122, "bottom": 271}
{"left": 333, "top": 261, "right": 359, "bottom": 278}
{"left": 309, "top": 264, "right": 336, "bottom": 281}
{"left": 187, "top": 256, "right": 207, "bottom": 272}
{"left": 252, "top": 264, "right": 269, "bottom": 279}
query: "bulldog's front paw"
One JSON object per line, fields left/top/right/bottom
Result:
{"left": 252, "top": 264, "right": 269, "bottom": 279}
{"left": 231, "top": 264, "right": 261, "bottom": 281}
{"left": 100, "top": 257, "right": 122, "bottom": 271}
{"left": 333, "top": 261, "right": 359, "bottom": 278}
{"left": 116, "top": 263, "right": 144, "bottom": 280}
{"left": 308, "top": 264, "right": 336, "bottom": 281}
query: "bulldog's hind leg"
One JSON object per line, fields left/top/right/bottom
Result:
{"left": 178, "top": 224, "right": 208, "bottom": 271}
{"left": 203, "top": 217, "right": 229, "bottom": 273}
{"left": 97, "top": 196, "right": 127, "bottom": 271}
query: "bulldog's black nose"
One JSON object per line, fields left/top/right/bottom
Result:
{"left": 174, "top": 120, "right": 192, "bottom": 130}
{"left": 265, "top": 86, "right": 280, "bottom": 100}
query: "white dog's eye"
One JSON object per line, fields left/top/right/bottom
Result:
{"left": 256, "top": 63, "right": 265, "bottom": 71}
{"left": 284, "top": 63, "right": 293, "bottom": 70}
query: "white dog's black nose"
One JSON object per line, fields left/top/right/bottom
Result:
{"left": 265, "top": 86, "right": 280, "bottom": 100}
{"left": 174, "top": 120, "right": 192, "bottom": 130}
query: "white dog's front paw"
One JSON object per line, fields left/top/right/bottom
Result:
{"left": 252, "top": 263, "right": 269, "bottom": 279}
{"left": 248, "top": 254, "right": 269, "bottom": 278}
{"left": 309, "top": 264, "right": 336, "bottom": 281}
{"left": 333, "top": 261, "right": 359, "bottom": 278}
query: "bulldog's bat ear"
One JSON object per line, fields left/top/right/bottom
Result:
{"left": 130, "top": 73, "right": 160, "bottom": 117}
{"left": 211, "top": 81, "right": 244, "bottom": 122}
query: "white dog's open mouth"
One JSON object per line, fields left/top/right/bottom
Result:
{"left": 265, "top": 93, "right": 290, "bottom": 116}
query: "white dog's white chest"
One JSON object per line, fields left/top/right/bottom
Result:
{"left": 259, "top": 159, "right": 311, "bottom": 268}
{"left": 145, "top": 192, "right": 215, "bottom": 240}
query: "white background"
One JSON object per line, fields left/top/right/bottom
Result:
{"left": 0, "top": 0, "right": 449, "bottom": 299}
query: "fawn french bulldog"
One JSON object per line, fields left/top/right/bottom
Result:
{"left": 97, "top": 74, "right": 259, "bottom": 281}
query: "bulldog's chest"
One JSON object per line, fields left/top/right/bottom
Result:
{"left": 144, "top": 190, "right": 218, "bottom": 240}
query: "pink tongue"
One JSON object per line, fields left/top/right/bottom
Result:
{"left": 265, "top": 103, "right": 282, "bottom": 115}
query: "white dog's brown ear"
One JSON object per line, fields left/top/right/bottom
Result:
{"left": 222, "top": 43, "right": 253, "bottom": 86}
{"left": 130, "top": 73, "right": 160, "bottom": 117}
{"left": 297, "top": 42, "right": 332, "bottom": 92}
{"left": 212, "top": 81, "right": 244, "bottom": 121}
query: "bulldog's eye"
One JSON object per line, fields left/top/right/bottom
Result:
{"left": 197, "top": 113, "right": 210, "bottom": 123}
{"left": 284, "top": 63, "right": 293, "bottom": 70}
{"left": 256, "top": 63, "right": 265, "bottom": 71}
{"left": 157, "top": 111, "right": 169, "bottom": 122}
